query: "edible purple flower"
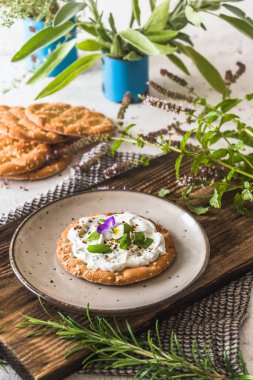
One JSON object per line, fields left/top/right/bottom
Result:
{"left": 97, "top": 216, "right": 116, "bottom": 234}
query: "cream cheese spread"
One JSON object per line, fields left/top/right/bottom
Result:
{"left": 67, "top": 212, "right": 166, "bottom": 272}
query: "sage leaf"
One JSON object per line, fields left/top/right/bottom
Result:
{"left": 185, "top": 5, "right": 202, "bottom": 27}
{"left": 167, "top": 54, "right": 190, "bottom": 75}
{"left": 53, "top": 2, "right": 86, "bottom": 26}
{"left": 77, "top": 39, "right": 104, "bottom": 51}
{"left": 188, "top": 205, "right": 209, "bottom": 215}
{"left": 145, "top": 30, "right": 178, "bottom": 43}
{"left": 179, "top": 44, "right": 227, "bottom": 95}
{"left": 158, "top": 188, "right": 170, "bottom": 198}
{"left": 144, "top": 0, "right": 170, "bottom": 32}
{"left": 35, "top": 53, "right": 102, "bottom": 99}
{"left": 86, "top": 231, "right": 100, "bottom": 242}
{"left": 27, "top": 40, "right": 76, "bottom": 84}
{"left": 119, "top": 29, "right": 159, "bottom": 55}
{"left": 87, "top": 244, "right": 112, "bottom": 254}
{"left": 120, "top": 234, "right": 131, "bottom": 250}
{"left": 12, "top": 22, "right": 75, "bottom": 62}
{"left": 219, "top": 14, "right": 253, "bottom": 40}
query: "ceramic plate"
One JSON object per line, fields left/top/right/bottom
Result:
{"left": 10, "top": 190, "right": 210, "bottom": 316}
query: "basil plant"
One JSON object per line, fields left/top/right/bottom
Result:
{"left": 11, "top": 0, "right": 253, "bottom": 99}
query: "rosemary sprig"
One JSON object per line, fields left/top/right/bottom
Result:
{"left": 17, "top": 308, "right": 252, "bottom": 380}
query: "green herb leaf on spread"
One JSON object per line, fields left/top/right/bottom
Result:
{"left": 119, "top": 233, "right": 132, "bottom": 250}
{"left": 99, "top": 218, "right": 106, "bottom": 223}
{"left": 137, "top": 238, "right": 154, "bottom": 249}
{"left": 87, "top": 244, "right": 112, "bottom": 254}
{"left": 134, "top": 231, "right": 145, "bottom": 244}
{"left": 123, "top": 222, "right": 133, "bottom": 234}
{"left": 86, "top": 231, "right": 100, "bottom": 241}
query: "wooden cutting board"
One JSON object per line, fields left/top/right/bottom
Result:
{"left": 1, "top": 153, "right": 253, "bottom": 380}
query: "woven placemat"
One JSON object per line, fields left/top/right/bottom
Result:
{"left": 1, "top": 142, "right": 252, "bottom": 378}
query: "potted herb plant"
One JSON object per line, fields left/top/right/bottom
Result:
{"left": 0, "top": 0, "right": 79, "bottom": 76}
{"left": 11, "top": 0, "right": 253, "bottom": 101}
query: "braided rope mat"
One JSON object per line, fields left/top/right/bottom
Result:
{"left": 1, "top": 143, "right": 252, "bottom": 378}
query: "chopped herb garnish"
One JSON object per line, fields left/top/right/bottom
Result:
{"left": 78, "top": 229, "right": 87, "bottom": 238}
{"left": 119, "top": 233, "right": 131, "bottom": 250}
{"left": 137, "top": 238, "right": 154, "bottom": 249}
{"left": 99, "top": 218, "right": 106, "bottom": 223}
{"left": 86, "top": 231, "right": 100, "bottom": 241}
{"left": 124, "top": 223, "right": 133, "bottom": 234}
{"left": 134, "top": 231, "right": 145, "bottom": 244}
{"left": 87, "top": 244, "right": 112, "bottom": 254}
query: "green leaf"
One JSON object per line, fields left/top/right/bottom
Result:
{"left": 179, "top": 45, "right": 227, "bottom": 95}
{"left": 167, "top": 53, "right": 190, "bottom": 75}
{"left": 86, "top": 231, "right": 100, "bottom": 242}
{"left": 79, "top": 22, "right": 97, "bottom": 37}
{"left": 53, "top": 2, "right": 86, "bottom": 26}
{"left": 181, "top": 129, "right": 195, "bottom": 151}
{"left": 35, "top": 53, "right": 101, "bottom": 99}
{"left": 111, "top": 139, "right": 123, "bottom": 156}
{"left": 109, "top": 13, "right": 117, "bottom": 34}
{"left": 123, "top": 51, "right": 141, "bottom": 61}
{"left": 246, "top": 93, "right": 253, "bottom": 101}
{"left": 132, "top": 0, "right": 141, "bottom": 26}
{"left": 145, "top": 30, "right": 178, "bottom": 42}
{"left": 111, "top": 35, "right": 123, "bottom": 57}
{"left": 120, "top": 233, "right": 131, "bottom": 250}
{"left": 175, "top": 154, "right": 184, "bottom": 179}
{"left": 217, "top": 98, "right": 241, "bottom": 112}
{"left": 158, "top": 188, "right": 170, "bottom": 198}
{"left": 152, "top": 43, "right": 177, "bottom": 55}
{"left": 188, "top": 205, "right": 209, "bottom": 215}
{"left": 140, "top": 156, "right": 150, "bottom": 166}
{"left": 149, "top": 0, "right": 156, "bottom": 11}
{"left": 209, "top": 189, "right": 221, "bottom": 208}
{"left": 12, "top": 22, "right": 75, "bottom": 62}
{"left": 119, "top": 29, "right": 159, "bottom": 55}
{"left": 234, "top": 193, "right": 250, "bottom": 216}
{"left": 87, "top": 244, "right": 112, "bottom": 253}
{"left": 210, "top": 148, "right": 227, "bottom": 159}
{"left": 219, "top": 14, "right": 253, "bottom": 40}
{"left": 143, "top": 0, "right": 170, "bottom": 32}
{"left": 222, "top": 4, "right": 253, "bottom": 26}
{"left": 134, "top": 231, "right": 145, "bottom": 242}
{"left": 26, "top": 40, "right": 77, "bottom": 85}
{"left": 77, "top": 39, "right": 104, "bottom": 51}
{"left": 125, "top": 123, "right": 135, "bottom": 132}
{"left": 138, "top": 237, "right": 154, "bottom": 249}
{"left": 185, "top": 5, "right": 202, "bottom": 27}
{"left": 123, "top": 223, "right": 133, "bottom": 234}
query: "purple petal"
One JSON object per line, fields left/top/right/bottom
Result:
{"left": 97, "top": 216, "right": 116, "bottom": 234}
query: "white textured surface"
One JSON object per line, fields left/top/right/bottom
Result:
{"left": 0, "top": 0, "right": 253, "bottom": 378}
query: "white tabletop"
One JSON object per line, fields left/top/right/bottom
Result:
{"left": 0, "top": 1, "right": 253, "bottom": 378}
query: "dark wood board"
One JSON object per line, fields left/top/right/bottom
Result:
{"left": 1, "top": 153, "right": 253, "bottom": 380}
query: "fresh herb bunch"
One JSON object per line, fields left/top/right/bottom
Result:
{"left": 0, "top": 0, "right": 59, "bottom": 26}
{"left": 10, "top": 0, "right": 253, "bottom": 99}
{"left": 18, "top": 308, "right": 253, "bottom": 380}
{"left": 112, "top": 64, "right": 253, "bottom": 216}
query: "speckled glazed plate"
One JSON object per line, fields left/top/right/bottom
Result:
{"left": 10, "top": 190, "right": 210, "bottom": 316}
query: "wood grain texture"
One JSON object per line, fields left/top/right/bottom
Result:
{"left": 1, "top": 153, "right": 253, "bottom": 380}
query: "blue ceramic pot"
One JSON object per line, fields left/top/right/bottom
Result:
{"left": 101, "top": 55, "right": 149, "bottom": 103}
{"left": 23, "top": 18, "right": 78, "bottom": 77}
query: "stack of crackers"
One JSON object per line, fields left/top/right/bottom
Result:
{"left": 0, "top": 103, "right": 115, "bottom": 181}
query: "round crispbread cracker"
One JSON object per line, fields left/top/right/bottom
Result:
{"left": 25, "top": 103, "right": 115, "bottom": 137}
{"left": 0, "top": 135, "right": 50, "bottom": 176}
{"left": 56, "top": 217, "right": 176, "bottom": 286}
{"left": 0, "top": 106, "right": 65, "bottom": 144}
{"left": 5, "top": 150, "right": 73, "bottom": 180}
